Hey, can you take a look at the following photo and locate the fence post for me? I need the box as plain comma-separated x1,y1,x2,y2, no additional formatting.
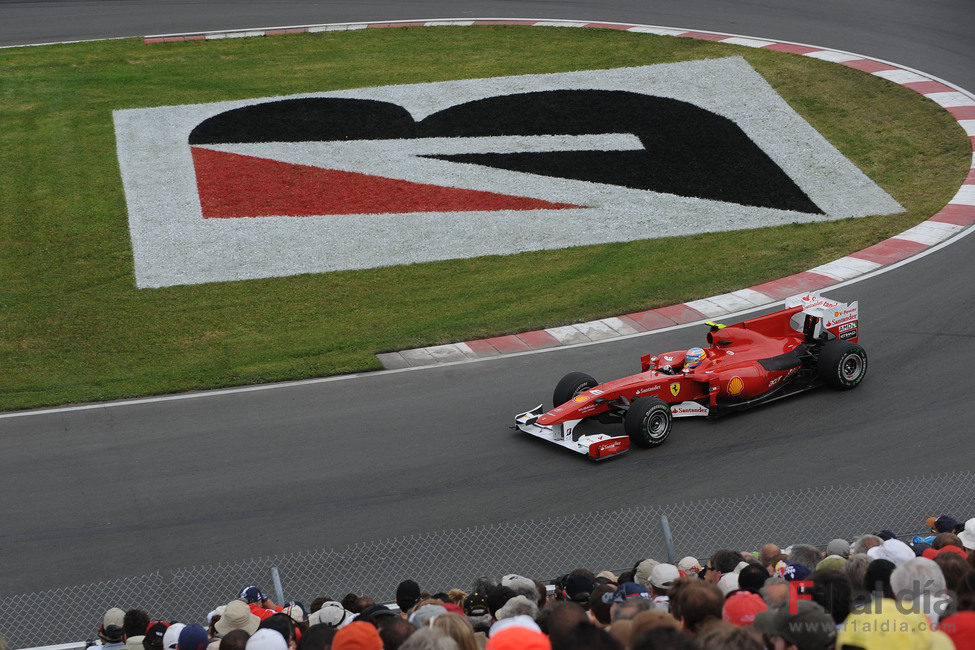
270,567,285,605
660,515,676,564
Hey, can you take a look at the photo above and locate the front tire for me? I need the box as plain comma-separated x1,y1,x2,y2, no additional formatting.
624,397,673,448
553,371,598,407
818,340,868,389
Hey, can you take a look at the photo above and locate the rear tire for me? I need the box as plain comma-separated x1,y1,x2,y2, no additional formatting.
553,371,598,407
818,340,868,389
624,397,672,448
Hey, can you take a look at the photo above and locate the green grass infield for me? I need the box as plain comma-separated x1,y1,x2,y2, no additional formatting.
0,26,969,411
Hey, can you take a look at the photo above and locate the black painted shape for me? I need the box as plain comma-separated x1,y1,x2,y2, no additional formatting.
188,92,820,214
422,90,820,214
189,98,420,144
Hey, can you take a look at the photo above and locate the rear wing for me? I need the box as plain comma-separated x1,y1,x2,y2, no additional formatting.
785,292,859,342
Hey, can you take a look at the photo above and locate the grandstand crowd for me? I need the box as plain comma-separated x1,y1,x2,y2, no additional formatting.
71,515,975,650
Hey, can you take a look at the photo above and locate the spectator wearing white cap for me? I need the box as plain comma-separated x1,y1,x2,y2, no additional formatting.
162,624,185,650
677,557,702,577
97,608,126,650
648,564,679,612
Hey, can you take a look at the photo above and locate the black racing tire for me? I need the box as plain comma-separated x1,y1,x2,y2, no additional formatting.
624,396,673,448
552,371,599,407
817,340,868,390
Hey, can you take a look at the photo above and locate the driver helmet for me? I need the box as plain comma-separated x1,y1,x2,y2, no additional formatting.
684,347,706,369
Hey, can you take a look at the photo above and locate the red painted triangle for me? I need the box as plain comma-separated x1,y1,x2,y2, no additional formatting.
191,147,583,217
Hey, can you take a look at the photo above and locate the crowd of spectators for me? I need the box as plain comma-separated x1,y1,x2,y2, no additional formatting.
83,514,975,650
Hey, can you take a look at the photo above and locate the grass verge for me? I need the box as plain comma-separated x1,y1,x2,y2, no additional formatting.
0,26,968,411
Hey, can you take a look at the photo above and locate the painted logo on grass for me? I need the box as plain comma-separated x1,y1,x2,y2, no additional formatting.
113,57,902,288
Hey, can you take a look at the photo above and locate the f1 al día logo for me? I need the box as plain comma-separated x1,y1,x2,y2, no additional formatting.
113,57,902,288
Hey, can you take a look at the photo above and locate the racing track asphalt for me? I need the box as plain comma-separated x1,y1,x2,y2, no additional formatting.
1,1,973,596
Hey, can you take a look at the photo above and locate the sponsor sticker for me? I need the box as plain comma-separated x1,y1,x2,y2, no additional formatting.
573,395,590,403
670,382,681,397
840,329,858,340
672,402,710,416
636,386,660,395
114,57,901,287
825,306,858,327
838,321,857,332
728,376,744,395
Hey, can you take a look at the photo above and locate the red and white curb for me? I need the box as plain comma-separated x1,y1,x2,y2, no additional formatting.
142,19,975,370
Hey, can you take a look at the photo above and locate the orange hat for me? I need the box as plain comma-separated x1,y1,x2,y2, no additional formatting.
485,627,551,650
331,622,382,650
723,591,768,626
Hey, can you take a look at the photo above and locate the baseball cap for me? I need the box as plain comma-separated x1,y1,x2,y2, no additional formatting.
603,582,651,603
782,561,812,581
176,625,209,650
463,591,490,617
239,586,267,604
595,570,619,584
143,622,171,649
163,624,185,650
101,608,126,642
649,564,679,590
722,591,768,626
563,574,594,604
634,558,660,586
281,601,306,623
934,515,958,533
717,572,739,596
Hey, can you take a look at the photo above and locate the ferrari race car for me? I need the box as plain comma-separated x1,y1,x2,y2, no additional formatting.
514,293,867,460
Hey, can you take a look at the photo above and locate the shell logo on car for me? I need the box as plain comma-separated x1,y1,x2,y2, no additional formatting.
728,376,745,395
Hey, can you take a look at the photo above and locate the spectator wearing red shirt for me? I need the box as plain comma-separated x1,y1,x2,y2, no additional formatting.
240,587,282,620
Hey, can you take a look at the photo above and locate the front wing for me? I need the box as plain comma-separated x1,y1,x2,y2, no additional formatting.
513,405,630,460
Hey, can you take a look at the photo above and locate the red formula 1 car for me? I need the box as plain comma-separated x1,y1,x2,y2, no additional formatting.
513,293,867,460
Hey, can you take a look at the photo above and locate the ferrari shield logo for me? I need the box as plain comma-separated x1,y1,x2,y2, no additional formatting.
670,382,681,397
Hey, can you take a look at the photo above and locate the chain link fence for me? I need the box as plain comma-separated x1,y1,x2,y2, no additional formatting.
2,471,971,648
